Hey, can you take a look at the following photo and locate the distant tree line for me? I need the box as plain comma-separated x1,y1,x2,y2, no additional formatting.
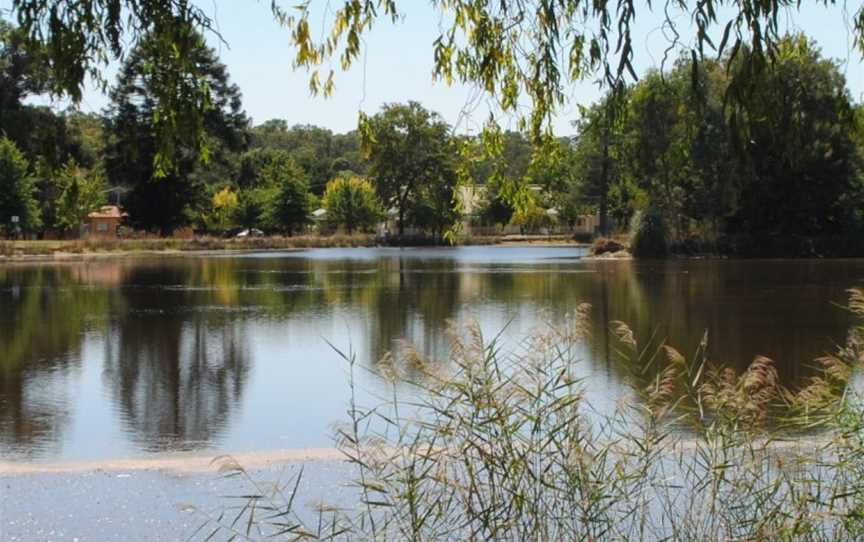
571,35,864,256
3,18,864,255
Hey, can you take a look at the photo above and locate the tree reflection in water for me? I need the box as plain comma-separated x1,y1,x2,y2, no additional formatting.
0,251,861,461
102,265,251,452
0,265,114,457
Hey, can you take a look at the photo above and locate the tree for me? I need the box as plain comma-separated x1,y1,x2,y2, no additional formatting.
11,1,864,164
63,112,106,169
509,193,548,234
479,176,516,227
0,137,40,235
246,122,366,193
206,186,239,233
571,96,628,235
410,169,460,241
0,20,70,168
104,25,248,235
362,102,456,238
263,158,311,236
322,175,382,233
727,36,863,236
574,34,864,249
54,159,106,233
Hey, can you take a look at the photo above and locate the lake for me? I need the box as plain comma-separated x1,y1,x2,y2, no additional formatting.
1,246,863,462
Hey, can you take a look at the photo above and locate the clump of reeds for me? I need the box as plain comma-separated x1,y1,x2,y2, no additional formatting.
193,290,864,541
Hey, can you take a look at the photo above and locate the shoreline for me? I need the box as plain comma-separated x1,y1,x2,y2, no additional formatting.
0,448,345,476
0,434,830,476
0,235,587,263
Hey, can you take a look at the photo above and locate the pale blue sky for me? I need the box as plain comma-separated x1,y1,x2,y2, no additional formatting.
3,1,863,135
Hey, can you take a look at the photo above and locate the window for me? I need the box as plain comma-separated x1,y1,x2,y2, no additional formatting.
97,222,109,232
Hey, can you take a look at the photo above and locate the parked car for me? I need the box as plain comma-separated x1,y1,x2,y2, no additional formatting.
235,228,265,238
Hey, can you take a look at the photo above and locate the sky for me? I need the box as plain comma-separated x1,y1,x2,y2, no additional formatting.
3,1,863,136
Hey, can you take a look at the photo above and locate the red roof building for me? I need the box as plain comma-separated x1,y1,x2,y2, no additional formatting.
85,205,128,239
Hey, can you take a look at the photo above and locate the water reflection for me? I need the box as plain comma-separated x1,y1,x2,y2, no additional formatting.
0,249,862,461
102,269,251,451
0,266,111,458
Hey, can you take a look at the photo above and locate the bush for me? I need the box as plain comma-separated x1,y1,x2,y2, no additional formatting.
629,206,668,258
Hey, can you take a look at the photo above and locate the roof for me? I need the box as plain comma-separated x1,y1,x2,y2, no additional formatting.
88,205,128,219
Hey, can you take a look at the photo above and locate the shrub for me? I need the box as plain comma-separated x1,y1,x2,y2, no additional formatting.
629,206,668,258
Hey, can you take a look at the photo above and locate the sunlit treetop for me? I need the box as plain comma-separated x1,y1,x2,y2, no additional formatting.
8,0,864,159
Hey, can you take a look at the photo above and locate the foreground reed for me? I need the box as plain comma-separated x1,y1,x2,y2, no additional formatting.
193,292,864,541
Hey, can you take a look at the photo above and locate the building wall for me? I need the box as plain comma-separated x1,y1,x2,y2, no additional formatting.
573,214,600,235
84,217,121,239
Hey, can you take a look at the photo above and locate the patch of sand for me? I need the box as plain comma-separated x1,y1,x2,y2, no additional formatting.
0,448,345,475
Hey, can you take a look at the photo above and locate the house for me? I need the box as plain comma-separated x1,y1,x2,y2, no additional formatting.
84,205,128,239
572,213,600,236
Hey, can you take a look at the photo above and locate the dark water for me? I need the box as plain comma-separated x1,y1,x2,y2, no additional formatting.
1,247,863,461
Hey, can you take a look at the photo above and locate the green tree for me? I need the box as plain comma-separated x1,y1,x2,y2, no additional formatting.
12,1,863,164
246,121,366,193
322,175,382,233
571,95,628,235
235,187,273,230
727,36,863,236
479,176,516,227
0,137,40,235
105,25,248,236
410,169,460,241
362,102,457,238
54,160,106,233
263,158,311,236
509,193,548,234
0,20,71,170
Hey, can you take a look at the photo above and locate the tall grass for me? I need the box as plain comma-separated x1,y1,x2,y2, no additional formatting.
193,293,864,541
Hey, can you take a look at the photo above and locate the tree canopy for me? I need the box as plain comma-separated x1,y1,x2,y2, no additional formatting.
8,0,864,167
362,101,457,237
104,25,248,235
0,136,40,234
569,35,864,246
322,175,382,233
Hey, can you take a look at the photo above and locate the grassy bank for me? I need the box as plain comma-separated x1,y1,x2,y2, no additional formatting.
0,234,585,260
194,293,864,541
0,234,379,258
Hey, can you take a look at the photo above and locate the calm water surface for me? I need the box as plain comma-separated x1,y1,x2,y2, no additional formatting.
2,246,863,461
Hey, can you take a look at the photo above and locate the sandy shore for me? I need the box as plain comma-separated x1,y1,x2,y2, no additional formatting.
0,448,346,476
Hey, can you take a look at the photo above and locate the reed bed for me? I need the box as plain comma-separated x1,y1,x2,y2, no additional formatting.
193,293,864,541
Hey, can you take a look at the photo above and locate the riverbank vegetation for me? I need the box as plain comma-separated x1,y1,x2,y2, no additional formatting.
4,11,864,255
195,290,864,540
576,35,864,257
